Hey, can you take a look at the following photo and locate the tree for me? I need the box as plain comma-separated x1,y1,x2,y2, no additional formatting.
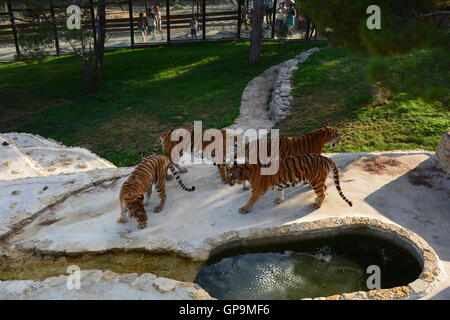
2,0,114,89
300,0,449,55
249,0,265,64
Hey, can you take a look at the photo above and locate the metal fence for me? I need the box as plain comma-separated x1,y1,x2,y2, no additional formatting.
0,0,314,60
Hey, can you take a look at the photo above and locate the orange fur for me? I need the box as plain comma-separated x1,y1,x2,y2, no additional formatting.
224,153,352,214
118,155,194,228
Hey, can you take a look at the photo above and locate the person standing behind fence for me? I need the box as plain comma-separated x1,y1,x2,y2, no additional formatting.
190,15,198,39
153,6,165,41
265,0,274,28
286,3,296,36
138,12,148,43
275,1,288,39
147,9,156,41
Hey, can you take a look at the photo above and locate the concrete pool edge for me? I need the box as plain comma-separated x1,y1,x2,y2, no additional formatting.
10,216,440,300
197,217,441,300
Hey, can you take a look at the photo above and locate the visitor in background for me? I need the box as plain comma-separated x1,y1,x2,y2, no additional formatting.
275,1,288,38
190,15,199,39
286,3,297,36
265,0,274,28
153,6,165,40
137,12,148,43
147,9,156,41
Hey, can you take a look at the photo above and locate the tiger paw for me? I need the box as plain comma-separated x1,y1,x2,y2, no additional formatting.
239,207,250,214
137,223,147,229
153,206,163,213
117,217,127,223
242,185,250,191
312,203,321,209
273,198,283,204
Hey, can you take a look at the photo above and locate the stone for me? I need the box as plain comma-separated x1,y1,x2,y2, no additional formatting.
100,270,119,282
130,273,156,291
435,130,450,176
340,291,369,300
367,289,394,300
409,279,430,294
23,282,43,296
80,270,103,283
391,286,411,298
43,275,68,287
118,273,139,284
11,190,22,196
153,277,177,293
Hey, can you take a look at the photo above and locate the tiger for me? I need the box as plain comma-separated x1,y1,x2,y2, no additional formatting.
118,155,195,229
219,153,352,214
152,128,235,181
228,125,341,191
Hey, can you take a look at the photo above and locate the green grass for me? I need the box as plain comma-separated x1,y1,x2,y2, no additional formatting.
277,48,450,152
0,41,324,166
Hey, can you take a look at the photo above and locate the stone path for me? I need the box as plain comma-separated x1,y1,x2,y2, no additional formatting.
227,47,321,136
227,64,279,132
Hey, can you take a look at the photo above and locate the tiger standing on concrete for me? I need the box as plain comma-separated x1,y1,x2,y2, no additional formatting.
118,155,195,229
220,153,352,214
232,125,341,192
152,128,234,181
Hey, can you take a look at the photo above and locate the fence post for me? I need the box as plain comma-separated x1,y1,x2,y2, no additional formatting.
166,0,170,43
271,0,277,39
237,0,241,39
128,0,134,47
50,1,60,55
89,0,98,52
202,0,206,40
6,0,20,58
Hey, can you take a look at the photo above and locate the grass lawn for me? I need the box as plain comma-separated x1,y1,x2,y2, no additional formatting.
0,41,324,166
278,48,450,153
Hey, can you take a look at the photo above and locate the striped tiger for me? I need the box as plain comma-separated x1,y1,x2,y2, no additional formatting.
118,155,195,229
152,128,233,180
232,125,341,191
221,153,352,214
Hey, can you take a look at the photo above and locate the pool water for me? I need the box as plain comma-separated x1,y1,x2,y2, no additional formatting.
195,233,421,300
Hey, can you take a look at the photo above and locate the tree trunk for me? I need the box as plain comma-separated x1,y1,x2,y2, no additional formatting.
249,0,264,64
96,0,106,69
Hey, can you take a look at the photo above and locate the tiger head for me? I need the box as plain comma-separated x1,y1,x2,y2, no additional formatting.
125,195,148,228
224,164,248,187
320,125,341,148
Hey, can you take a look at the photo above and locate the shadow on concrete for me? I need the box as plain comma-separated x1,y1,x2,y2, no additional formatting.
365,154,450,260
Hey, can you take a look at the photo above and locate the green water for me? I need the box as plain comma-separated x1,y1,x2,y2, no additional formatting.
195,233,421,300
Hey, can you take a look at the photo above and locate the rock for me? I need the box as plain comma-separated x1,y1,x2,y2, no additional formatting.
130,273,156,291
43,275,68,287
391,286,411,298
367,289,394,300
435,130,450,176
100,270,119,282
341,291,369,300
118,273,139,284
11,190,22,196
9,202,17,209
80,270,103,283
153,277,177,293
